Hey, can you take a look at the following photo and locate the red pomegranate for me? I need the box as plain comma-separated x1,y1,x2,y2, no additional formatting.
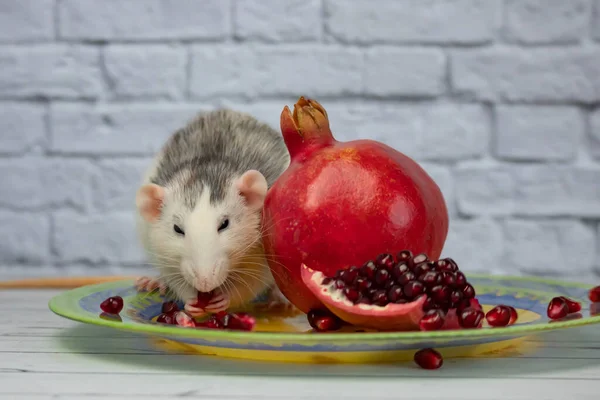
262,97,449,313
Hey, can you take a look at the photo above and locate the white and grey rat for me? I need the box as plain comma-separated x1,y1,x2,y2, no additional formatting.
134,109,291,317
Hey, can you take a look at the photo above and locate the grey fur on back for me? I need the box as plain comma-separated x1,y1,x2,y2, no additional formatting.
150,109,290,208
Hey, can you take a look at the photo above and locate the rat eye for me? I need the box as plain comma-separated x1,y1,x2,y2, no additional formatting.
173,224,185,235
218,218,229,232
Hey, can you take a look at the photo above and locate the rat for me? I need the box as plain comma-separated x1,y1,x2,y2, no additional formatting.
133,108,292,317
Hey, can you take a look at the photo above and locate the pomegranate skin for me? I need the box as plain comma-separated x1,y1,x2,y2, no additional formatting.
262,97,449,313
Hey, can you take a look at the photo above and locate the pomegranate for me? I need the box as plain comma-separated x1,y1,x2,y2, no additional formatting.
414,348,443,370
100,296,123,314
262,97,449,313
307,309,343,332
485,305,511,327
547,297,569,320
301,251,481,331
589,286,600,303
559,296,582,314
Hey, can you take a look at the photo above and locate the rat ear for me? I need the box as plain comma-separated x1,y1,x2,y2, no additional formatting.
136,183,165,222
236,170,268,211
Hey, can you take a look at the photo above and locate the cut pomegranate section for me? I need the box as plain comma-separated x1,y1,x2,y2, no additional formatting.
100,296,124,314
414,348,443,370
300,250,481,331
547,297,569,320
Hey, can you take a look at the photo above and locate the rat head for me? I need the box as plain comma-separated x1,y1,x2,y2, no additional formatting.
136,169,268,293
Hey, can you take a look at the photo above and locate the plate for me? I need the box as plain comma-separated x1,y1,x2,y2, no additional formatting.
49,275,600,364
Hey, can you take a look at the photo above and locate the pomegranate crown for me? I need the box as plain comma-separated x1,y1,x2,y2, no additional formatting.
280,96,335,158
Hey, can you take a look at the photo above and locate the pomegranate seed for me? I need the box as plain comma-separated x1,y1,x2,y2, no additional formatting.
547,297,569,320
100,296,124,314
343,287,361,302
444,258,459,272
404,281,425,299
458,307,484,329
430,285,450,304
375,269,391,286
440,272,456,287
224,312,256,331
454,272,466,287
419,309,445,331
391,263,410,279
397,250,413,262
376,253,395,270
508,306,518,325
307,309,342,332
161,301,179,314
356,277,372,291
422,296,437,311
588,286,600,303
199,315,224,329
372,290,389,306
414,348,443,370
397,271,416,286
413,253,428,264
462,283,475,299
434,259,450,271
360,261,377,279
413,262,432,277
174,311,196,327
449,290,463,305
485,305,511,327
559,296,582,313
419,271,441,287
194,291,214,309
334,279,346,289
156,313,176,324
387,285,404,302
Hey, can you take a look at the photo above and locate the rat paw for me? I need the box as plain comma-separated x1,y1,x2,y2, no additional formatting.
184,298,208,318
135,276,167,295
204,290,231,313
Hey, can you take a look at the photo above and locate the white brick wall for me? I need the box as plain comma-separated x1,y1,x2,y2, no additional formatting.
0,0,598,281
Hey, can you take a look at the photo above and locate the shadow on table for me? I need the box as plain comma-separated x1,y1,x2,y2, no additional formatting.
56,324,599,379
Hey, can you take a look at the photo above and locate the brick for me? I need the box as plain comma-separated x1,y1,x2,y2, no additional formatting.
0,0,54,41
495,105,581,161
0,45,102,99
503,219,596,275
234,0,321,42
50,103,210,155
0,103,46,154
451,48,600,104
93,159,150,212
58,0,229,40
504,0,588,44
189,46,363,98
103,45,187,100
325,0,498,44
0,158,93,210
594,1,600,40
364,48,445,97
0,212,50,264
456,164,600,217
440,218,504,274
52,211,145,264
218,101,290,131
590,109,600,159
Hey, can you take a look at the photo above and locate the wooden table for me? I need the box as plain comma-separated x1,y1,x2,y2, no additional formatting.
2,290,600,400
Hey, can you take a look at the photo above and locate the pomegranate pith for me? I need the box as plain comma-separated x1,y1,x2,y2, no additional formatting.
100,296,124,314
261,97,449,313
414,348,443,370
547,297,569,320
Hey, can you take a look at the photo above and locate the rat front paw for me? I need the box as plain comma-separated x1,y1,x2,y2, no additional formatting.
184,298,208,318
203,289,231,313
135,276,167,295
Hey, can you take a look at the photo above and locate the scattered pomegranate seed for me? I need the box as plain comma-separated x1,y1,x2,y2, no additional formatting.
414,348,443,370
588,286,600,303
559,296,582,314
547,297,569,320
458,307,484,329
224,312,256,331
100,296,124,314
174,311,196,327
198,315,223,329
161,301,179,314
508,306,518,325
419,309,445,331
156,313,176,325
307,309,342,332
485,305,511,327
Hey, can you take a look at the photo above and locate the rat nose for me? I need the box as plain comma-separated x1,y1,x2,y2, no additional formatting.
195,277,212,292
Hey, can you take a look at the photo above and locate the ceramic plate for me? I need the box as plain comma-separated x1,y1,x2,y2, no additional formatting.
49,275,600,364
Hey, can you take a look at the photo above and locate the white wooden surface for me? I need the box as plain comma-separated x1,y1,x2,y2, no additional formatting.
1,290,600,400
